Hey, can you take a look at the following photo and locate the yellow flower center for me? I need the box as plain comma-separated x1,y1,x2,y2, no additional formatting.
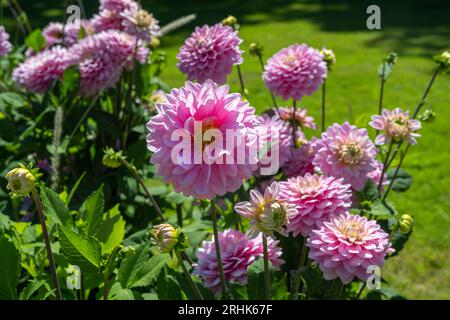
135,9,153,28
338,142,363,166
340,221,364,241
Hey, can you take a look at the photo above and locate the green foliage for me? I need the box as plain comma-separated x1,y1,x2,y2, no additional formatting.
24,29,46,52
40,186,72,228
80,185,105,236
387,168,413,192
57,224,102,273
247,259,274,300
0,235,20,299
92,204,125,254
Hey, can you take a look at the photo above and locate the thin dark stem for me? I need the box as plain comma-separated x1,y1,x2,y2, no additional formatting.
31,188,62,300
119,158,165,222
412,68,440,119
211,199,228,299
122,41,139,148
377,140,394,193
382,144,411,201
176,203,183,227
236,65,246,97
103,270,110,300
175,250,204,300
321,79,326,132
376,64,386,136
256,54,279,111
262,234,271,300
80,271,85,300
292,100,298,146
354,282,366,300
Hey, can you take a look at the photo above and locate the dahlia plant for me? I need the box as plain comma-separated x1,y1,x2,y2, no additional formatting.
0,1,447,303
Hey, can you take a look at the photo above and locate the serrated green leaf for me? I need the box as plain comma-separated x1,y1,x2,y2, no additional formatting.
57,224,102,273
80,185,104,236
387,168,413,192
0,92,24,108
25,29,46,52
0,235,20,299
40,186,72,228
93,204,125,254
131,253,171,288
371,200,396,218
19,279,48,300
247,259,274,300
156,267,183,299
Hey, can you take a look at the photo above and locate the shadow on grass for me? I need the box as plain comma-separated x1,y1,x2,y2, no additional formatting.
3,0,450,56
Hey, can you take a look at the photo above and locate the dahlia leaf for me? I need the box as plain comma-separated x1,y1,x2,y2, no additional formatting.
25,29,46,53
387,168,413,192
80,184,105,236
40,186,72,229
247,259,274,300
93,204,125,255
0,235,20,299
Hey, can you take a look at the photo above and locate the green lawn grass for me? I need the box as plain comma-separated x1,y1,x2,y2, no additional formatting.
3,0,450,299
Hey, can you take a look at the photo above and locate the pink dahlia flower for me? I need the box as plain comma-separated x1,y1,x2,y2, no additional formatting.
235,181,295,238
263,44,327,101
312,122,377,190
307,212,394,284
146,80,258,199
255,114,295,173
72,31,146,96
0,25,12,57
91,10,125,33
121,6,160,42
367,159,388,190
369,108,421,145
282,139,316,178
13,46,76,93
278,106,317,130
177,24,243,84
99,0,138,12
42,21,88,47
194,229,284,294
279,173,352,236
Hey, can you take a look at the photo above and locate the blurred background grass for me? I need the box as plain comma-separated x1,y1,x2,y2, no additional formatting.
2,0,449,299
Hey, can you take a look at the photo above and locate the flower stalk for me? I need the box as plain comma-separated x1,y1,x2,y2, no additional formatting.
262,234,271,300
175,250,205,300
210,199,228,299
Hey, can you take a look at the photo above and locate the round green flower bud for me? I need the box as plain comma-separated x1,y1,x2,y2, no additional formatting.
102,148,123,168
419,109,436,123
434,50,450,72
248,42,263,57
320,48,336,70
222,15,237,27
6,167,35,196
152,223,180,253
257,201,289,236
398,214,413,234
149,37,160,50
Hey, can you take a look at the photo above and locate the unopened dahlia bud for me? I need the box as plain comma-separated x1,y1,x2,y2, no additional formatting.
434,50,450,73
398,214,413,234
249,42,263,57
102,148,124,168
222,15,237,27
152,223,181,253
418,109,436,123
149,37,160,49
258,201,289,236
6,167,35,196
320,48,336,70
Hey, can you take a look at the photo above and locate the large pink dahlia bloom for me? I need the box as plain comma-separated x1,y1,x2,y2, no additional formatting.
13,46,76,93
92,0,138,33
307,212,394,284
0,25,12,57
194,229,284,294
278,106,317,130
312,122,377,190
146,80,258,199
279,173,352,236
72,30,147,96
369,108,421,145
177,24,243,84
263,44,327,101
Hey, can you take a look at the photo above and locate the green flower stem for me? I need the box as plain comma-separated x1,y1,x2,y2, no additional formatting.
376,63,386,137
210,199,228,299
256,53,279,111
382,143,411,201
377,140,394,193
262,234,271,300
321,79,326,132
103,270,110,300
176,203,183,227
175,250,205,300
80,271,85,300
119,158,165,222
354,282,366,300
236,65,246,98
292,100,298,146
31,187,62,300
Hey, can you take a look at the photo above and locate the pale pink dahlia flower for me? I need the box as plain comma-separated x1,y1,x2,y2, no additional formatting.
146,80,258,199
278,106,317,130
369,108,421,145
282,139,316,178
194,229,284,294
121,6,161,42
177,24,243,84
0,25,12,57
256,114,295,173
279,173,352,237
13,46,76,93
72,31,147,96
42,21,89,47
100,0,138,12
263,44,327,101
235,181,295,238
312,122,377,190
307,212,394,284
92,0,138,33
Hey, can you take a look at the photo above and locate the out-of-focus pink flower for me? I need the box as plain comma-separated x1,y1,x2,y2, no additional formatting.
194,229,284,294
92,0,138,33
0,25,12,57
278,106,317,130
146,80,258,199
42,21,90,47
312,122,377,190
263,44,327,101
177,24,243,84
72,30,146,96
370,108,421,145
13,46,76,93
307,212,394,284
121,6,160,42
279,173,352,236
99,0,138,12
367,159,388,190
235,182,295,238
282,139,316,178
